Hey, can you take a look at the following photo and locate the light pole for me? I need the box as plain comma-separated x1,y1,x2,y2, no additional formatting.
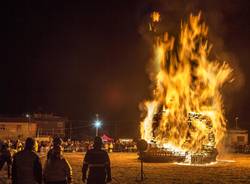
94,114,102,136
26,113,31,135
235,116,239,129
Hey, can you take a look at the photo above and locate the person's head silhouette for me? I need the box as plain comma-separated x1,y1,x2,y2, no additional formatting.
93,136,103,149
53,136,62,146
24,137,35,151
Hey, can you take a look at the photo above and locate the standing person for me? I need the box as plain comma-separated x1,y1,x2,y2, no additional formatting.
47,136,63,160
12,137,42,184
82,136,112,184
0,143,12,178
44,145,72,184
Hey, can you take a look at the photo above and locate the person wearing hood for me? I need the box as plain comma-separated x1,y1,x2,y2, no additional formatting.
12,137,42,184
44,145,72,184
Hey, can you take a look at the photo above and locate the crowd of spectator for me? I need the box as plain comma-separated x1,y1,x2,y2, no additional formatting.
0,137,137,184
59,139,137,153
0,138,138,155
232,144,250,153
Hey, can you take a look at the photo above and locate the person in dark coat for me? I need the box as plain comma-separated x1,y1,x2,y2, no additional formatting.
47,136,63,160
82,136,112,184
44,145,72,184
0,143,12,178
12,137,42,184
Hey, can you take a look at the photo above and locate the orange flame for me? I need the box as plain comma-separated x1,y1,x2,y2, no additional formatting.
140,12,232,153
151,11,160,22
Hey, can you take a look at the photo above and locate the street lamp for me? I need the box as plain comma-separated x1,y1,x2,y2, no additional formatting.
25,114,30,118
26,113,31,135
94,114,102,136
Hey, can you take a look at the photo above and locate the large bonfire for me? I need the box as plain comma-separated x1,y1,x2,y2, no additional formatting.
140,12,232,161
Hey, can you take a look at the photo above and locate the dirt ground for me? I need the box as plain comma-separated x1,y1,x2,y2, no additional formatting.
1,152,250,184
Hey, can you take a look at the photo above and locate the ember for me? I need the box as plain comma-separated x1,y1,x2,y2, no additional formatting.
140,12,232,164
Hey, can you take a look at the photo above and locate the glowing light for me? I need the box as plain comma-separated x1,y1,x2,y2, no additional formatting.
94,120,102,128
163,143,186,156
151,11,160,22
174,161,218,166
217,159,236,163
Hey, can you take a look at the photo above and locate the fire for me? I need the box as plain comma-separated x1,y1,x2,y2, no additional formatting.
151,11,160,22
140,12,232,154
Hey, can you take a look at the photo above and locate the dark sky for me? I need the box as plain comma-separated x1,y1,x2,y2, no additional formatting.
5,0,250,135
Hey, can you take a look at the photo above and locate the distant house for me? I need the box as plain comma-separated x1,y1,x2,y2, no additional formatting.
0,117,37,139
32,113,67,138
0,113,67,140
226,128,248,146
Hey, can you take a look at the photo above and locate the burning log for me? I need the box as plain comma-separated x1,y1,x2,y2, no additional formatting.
140,147,186,163
140,111,218,164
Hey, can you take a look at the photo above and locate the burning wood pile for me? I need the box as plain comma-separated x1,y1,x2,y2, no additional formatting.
139,12,232,164
141,111,218,164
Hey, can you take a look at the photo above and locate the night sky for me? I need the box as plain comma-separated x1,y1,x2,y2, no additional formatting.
5,0,250,136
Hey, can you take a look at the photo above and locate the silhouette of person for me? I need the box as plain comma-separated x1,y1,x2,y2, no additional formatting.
47,136,63,160
0,143,12,178
12,137,42,184
44,145,72,184
82,136,112,184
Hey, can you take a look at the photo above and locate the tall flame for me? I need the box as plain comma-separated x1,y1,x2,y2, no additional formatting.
140,12,232,153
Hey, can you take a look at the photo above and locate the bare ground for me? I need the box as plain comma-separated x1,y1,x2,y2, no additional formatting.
1,153,250,184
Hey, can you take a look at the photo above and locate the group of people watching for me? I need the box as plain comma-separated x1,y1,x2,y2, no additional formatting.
0,136,112,184
4,138,137,154
63,140,137,153
232,144,250,153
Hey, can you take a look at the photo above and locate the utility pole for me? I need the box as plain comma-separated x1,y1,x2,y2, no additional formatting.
26,113,31,135
94,114,102,136
96,114,99,136
69,121,72,140
235,117,239,129
115,121,118,139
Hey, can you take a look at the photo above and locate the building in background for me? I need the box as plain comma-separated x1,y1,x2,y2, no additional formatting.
0,113,67,140
0,117,37,139
32,113,67,138
226,128,248,146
